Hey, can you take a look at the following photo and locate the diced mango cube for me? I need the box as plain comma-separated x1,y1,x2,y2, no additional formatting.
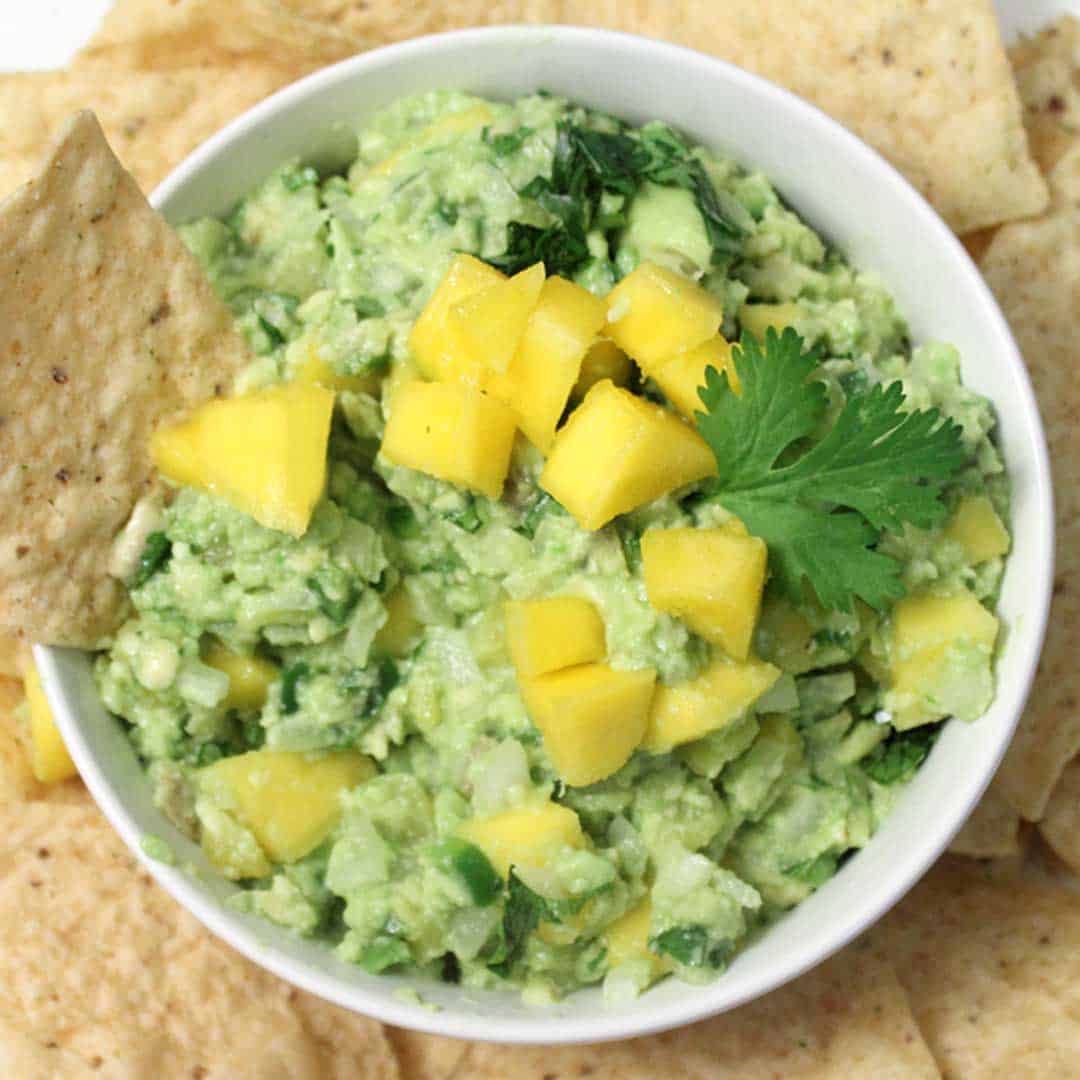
944,495,1010,564
458,801,586,878
738,302,803,340
605,261,723,366
380,380,518,499
519,663,656,787
204,642,279,712
151,382,334,538
408,254,505,384
490,277,607,451
22,662,77,784
540,381,716,530
200,749,375,864
295,350,379,396
604,899,673,977
572,338,632,401
642,527,768,660
886,590,1000,730
447,262,546,376
197,797,273,880
642,655,781,753
369,104,494,178
374,586,422,657
648,335,737,420
506,596,607,678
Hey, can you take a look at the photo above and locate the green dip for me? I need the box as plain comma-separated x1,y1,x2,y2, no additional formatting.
96,90,1010,1002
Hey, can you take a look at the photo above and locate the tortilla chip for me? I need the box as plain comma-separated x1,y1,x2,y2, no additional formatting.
876,854,1080,1076
1049,140,1080,209
384,1029,469,1079
1009,16,1080,176
1039,757,1080,875
0,64,318,200
0,637,24,679
78,0,365,71
459,940,938,1078
0,799,400,1077
948,783,1024,858
978,209,1080,820
0,111,249,647
289,0,1048,233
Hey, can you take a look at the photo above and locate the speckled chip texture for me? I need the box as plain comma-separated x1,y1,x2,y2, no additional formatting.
0,111,249,648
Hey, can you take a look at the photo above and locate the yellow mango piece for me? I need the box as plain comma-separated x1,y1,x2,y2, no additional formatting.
447,262,546,376
739,301,803,340
642,655,781,754
572,338,632,401
458,802,586,878
519,663,656,787
375,586,422,657
506,596,607,678
200,749,375,865
295,350,379,396
23,662,77,784
887,590,999,730
649,335,737,420
369,104,494,178
540,381,716,531
151,382,334,538
642,527,768,660
944,495,1010,563
491,276,607,451
605,261,723,366
380,380,518,499
203,642,279,712
604,899,673,977
408,254,506,384
197,798,273,880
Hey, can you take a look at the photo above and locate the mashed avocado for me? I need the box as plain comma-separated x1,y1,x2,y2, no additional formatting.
96,91,1010,1002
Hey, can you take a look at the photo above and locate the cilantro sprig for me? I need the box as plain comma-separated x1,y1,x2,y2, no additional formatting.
695,328,967,612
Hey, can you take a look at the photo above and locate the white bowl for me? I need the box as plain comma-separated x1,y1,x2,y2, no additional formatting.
37,26,1053,1045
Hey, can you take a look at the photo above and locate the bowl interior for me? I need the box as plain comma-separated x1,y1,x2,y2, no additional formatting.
38,25,1053,1045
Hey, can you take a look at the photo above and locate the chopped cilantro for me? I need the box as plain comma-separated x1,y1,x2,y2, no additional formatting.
281,163,319,191
131,531,171,588
280,662,309,715
864,724,941,784
694,328,967,612
351,296,386,320
490,125,534,156
307,577,358,623
651,925,735,969
490,870,546,976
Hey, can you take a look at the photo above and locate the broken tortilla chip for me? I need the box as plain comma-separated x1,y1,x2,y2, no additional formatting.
1039,757,1080,875
285,0,1049,232
876,854,1080,1077
979,208,1080,821
0,111,250,647
948,783,1024,858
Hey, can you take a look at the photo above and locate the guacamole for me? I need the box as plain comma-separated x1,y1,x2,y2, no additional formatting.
96,91,1010,1003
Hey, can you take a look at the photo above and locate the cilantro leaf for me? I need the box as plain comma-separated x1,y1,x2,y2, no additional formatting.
489,870,546,976
864,724,941,784
131,531,171,588
695,328,967,612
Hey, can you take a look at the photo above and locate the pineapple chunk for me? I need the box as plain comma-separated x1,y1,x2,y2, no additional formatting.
491,276,607,451
203,642,279,712
199,749,374,864
369,104,494,178
458,801,586,878
380,380,518,499
739,302,803,340
408,254,505,384
22,662,77,784
605,261,723,365
447,262,546,375
519,663,656,787
886,590,1000,730
295,350,379,396
540,381,716,530
151,382,334,538
572,338,632,401
374,586,422,657
642,655,781,754
944,495,1010,563
505,596,607,678
604,899,673,977
648,335,737,420
642,527,768,660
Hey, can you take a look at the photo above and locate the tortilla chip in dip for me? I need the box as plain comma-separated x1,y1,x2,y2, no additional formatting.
0,111,249,647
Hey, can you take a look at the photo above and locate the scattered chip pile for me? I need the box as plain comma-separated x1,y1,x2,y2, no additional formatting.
1,2,1079,1076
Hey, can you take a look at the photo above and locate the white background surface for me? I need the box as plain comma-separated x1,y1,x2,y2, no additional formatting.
0,0,1077,71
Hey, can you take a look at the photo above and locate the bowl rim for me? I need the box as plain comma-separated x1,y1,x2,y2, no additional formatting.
38,23,1054,1046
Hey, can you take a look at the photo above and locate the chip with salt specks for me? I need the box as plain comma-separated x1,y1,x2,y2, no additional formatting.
285,0,1049,233
1039,757,1080,875
0,111,250,648
979,207,1080,821
948,783,1024,859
